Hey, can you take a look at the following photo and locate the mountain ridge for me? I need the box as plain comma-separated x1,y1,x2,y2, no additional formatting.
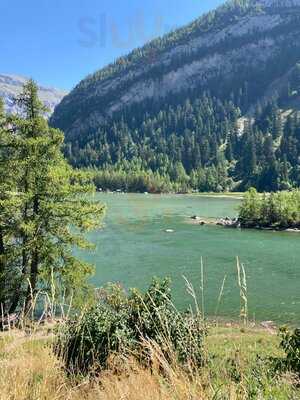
50,0,300,192
0,74,67,116
51,0,300,135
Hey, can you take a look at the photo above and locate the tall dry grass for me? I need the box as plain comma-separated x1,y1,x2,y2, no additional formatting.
1,327,298,400
0,332,207,400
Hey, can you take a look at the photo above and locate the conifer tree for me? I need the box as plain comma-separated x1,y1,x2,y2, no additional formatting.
0,98,8,311
0,81,105,315
0,99,22,314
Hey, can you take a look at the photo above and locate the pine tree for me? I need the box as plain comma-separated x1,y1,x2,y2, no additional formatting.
0,98,8,311
281,154,289,183
0,99,22,315
0,99,5,310
292,63,300,94
225,137,233,162
0,81,105,315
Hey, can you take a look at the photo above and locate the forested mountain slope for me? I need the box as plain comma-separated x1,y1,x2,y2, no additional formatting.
51,0,300,192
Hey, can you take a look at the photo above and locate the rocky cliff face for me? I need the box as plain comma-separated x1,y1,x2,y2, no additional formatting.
0,74,67,116
51,0,300,139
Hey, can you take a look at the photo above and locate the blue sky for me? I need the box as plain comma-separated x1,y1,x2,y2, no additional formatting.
0,0,224,90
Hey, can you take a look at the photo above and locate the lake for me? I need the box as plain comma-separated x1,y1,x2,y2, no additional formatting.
79,193,300,325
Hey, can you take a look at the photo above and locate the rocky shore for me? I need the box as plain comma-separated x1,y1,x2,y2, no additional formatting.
189,215,240,227
189,215,300,232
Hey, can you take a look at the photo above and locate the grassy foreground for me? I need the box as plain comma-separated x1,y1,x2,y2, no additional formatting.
1,324,299,400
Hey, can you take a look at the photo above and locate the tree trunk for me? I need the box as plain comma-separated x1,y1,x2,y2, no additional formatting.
24,195,39,315
9,169,31,314
0,227,6,315
9,198,30,314
8,239,29,314
24,249,39,315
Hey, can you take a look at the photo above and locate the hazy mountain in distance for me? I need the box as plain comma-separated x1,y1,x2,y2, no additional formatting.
0,74,67,116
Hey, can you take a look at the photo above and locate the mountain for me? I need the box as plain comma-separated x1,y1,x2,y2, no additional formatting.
51,0,300,192
0,74,67,116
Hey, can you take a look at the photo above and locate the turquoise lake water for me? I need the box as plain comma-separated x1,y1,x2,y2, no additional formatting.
79,193,300,325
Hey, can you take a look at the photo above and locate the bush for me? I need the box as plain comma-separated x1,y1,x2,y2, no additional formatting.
278,327,300,376
56,278,206,374
238,188,300,229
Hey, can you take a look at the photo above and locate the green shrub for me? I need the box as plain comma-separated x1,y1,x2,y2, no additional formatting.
56,278,206,374
239,188,300,229
278,327,300,376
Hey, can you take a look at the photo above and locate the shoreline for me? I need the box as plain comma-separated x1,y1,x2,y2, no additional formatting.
96,191,245,199
191,192,244,200
188,216,300,233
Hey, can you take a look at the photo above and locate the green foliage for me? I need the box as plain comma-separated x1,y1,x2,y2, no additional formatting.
239,188,300,229
57,87,300,193
290,63,300,95
62,92,239,193
0,81,105,315
57,278,206,374
279,327,300,376
64,94,238,173
238,188,263,227
91,165,175,193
